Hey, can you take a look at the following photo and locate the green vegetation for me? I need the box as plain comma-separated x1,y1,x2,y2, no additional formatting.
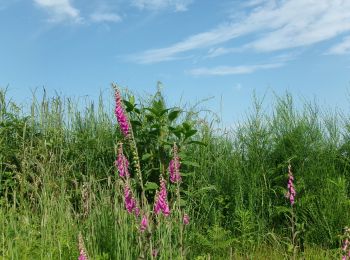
1,86,349,259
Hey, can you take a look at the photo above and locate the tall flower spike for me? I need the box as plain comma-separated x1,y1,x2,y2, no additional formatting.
183,213,190,225
124,184,138,215
286,163,296,206
115,143,129,178
342,227,350,260
140,215,148,232
154,177,170,216
169,143,181,183
78,233,89,260
114,89,130,137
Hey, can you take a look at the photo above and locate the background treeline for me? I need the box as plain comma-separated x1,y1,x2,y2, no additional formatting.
0,87,349,259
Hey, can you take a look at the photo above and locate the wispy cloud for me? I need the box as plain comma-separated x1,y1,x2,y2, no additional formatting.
34,0,82,23
132,0,193,12
90,12,122,23
206,47,240,58
188,62,284,76
327,36,350,55
131,0,350,63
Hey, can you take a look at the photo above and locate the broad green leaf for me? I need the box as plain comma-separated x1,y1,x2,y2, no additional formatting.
141,153,152,161
168,110,181,121
144,182,159,191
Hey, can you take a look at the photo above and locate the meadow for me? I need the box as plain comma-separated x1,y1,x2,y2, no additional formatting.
1,85,350,259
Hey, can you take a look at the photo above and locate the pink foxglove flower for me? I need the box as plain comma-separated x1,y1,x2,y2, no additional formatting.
183,213,190,225
124,184,137,214
286,164,296,206
169,143,181,183
114,89,130,137
78,233,89,260
140,215,148,232
115,143,129,178
342,227,350,260
154,177,170,216
78,251,87,260
152,249,158,257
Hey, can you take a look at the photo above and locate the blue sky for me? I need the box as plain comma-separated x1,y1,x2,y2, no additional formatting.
1,0,350,125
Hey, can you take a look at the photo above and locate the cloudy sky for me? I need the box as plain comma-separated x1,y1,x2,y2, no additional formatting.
1,0,350,124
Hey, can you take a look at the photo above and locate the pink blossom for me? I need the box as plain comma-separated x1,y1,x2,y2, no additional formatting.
115,143,129,178
286,164,296,206
78,233,88,260
341,228,350,260
78,250,87,260
152,249,158,257
140,215,148,232
124,184,137,214
169,143,181,183
114,89,130,137
154,178,170,216
183,213,190,225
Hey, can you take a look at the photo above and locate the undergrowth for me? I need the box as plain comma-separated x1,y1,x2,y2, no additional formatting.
0,86,349,259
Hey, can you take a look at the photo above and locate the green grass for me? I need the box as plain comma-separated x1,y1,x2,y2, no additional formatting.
0,87,349,259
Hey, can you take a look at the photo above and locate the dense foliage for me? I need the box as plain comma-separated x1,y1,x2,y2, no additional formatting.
0,86,349,259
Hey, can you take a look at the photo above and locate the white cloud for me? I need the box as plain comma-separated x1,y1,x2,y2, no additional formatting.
206,47,240,58
90,12,122,23
132,0,350,63
34,0,81,23
132,0,193,12
188,63,284,76
327,36,350,55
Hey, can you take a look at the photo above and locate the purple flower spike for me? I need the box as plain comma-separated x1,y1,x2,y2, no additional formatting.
124,184,137,214
114,89,130,137
140,215,148,232
286,164,296,206
169,143,181,183
154,177,170,217
183,213,190,225
78,233,89,260
78,250,87,260
115,143,129,178
342,227,350,260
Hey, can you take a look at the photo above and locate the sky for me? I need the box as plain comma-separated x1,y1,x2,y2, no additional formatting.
1,0,350,125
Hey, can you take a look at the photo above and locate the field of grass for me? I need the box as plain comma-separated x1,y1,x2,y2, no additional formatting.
1,86,350,259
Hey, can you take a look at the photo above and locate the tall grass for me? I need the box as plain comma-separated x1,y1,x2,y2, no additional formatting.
0,87,349,259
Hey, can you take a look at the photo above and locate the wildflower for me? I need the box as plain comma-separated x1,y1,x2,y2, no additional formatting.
134,206,140,217
183,213,190,225
78,233,89,260
152,249,158,257
342,227,350,260
114,89,130,137
286,163,296,206
154,177,170,216
124,184,137,214
169,143,181,183
115,143,129,178
140,215,148,232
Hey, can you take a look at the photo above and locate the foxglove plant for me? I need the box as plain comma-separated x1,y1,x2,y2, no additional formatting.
286,163,297,259
115,143,130,178
154,177,170,217
112,85,196,258
342,227,350,260
286,164,296,206
114,89,130,137
78,233,89,260
183,214,190,225
140,215,148,232
124,183,140,216
169,143,181,183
